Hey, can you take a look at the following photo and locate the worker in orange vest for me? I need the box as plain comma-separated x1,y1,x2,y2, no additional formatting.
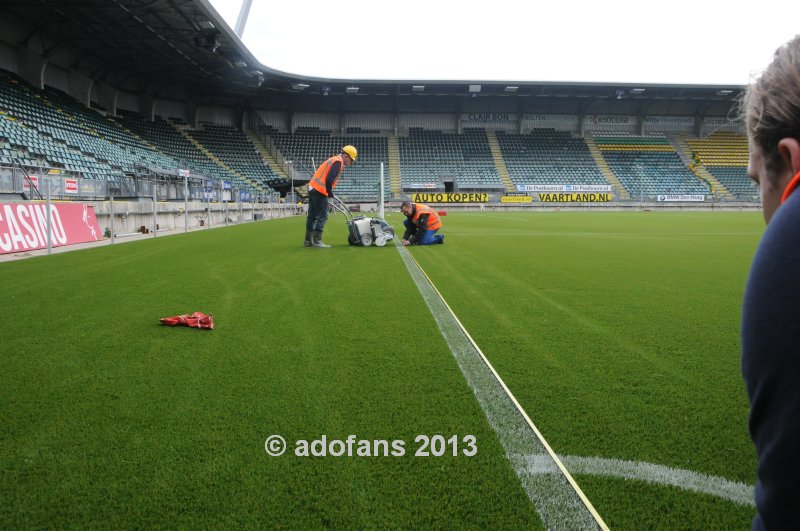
304,145,357,247
400,200,444,246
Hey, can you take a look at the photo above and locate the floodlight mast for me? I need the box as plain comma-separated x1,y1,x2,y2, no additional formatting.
234,0,253,38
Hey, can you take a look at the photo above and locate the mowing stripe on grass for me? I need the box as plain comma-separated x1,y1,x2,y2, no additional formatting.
397,243,608,530
475,214,532,222
510,454,755,507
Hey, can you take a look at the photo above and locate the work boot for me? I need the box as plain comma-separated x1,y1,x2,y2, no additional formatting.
437,234,445,244
312,230,331,248
304,230,313,247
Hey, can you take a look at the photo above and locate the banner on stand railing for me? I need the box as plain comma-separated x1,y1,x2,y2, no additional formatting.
64,178,78,194
656,195,705,202
22,175,39,192
0,202,102,254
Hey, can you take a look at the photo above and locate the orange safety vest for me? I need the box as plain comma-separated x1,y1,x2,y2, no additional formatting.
781,170,800,204
308,155,344,196
412,203,442,230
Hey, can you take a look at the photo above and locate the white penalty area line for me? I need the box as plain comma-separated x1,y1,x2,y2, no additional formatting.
452,231,762,237
511,454,755,507
396,242,609,531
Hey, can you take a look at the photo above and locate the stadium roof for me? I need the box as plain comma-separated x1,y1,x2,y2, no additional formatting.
1,0,744,117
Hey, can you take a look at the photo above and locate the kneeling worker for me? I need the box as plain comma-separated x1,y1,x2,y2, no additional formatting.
400,200,445,246
304,145,357,247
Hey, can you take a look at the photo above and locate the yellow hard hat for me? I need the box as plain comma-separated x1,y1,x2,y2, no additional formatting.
342,145,358,161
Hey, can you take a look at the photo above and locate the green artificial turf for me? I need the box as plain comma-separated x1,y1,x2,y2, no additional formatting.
405,210,762,529
1,210,765,529
577,475,755,530
0,217,541,529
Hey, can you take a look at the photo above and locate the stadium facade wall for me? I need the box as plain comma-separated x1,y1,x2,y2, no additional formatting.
644,115,695,134
117,91,140,114
293,112,339,132
583,115,639,134
43,64,69,94
243,111,742,138
398,113,457,132
63,70,92,108
17,48,46,90
89,83,99,109
522,114,579,133
155,99,189,122
198,107,237,128
256,111,287,132
346,113,393,131
0,42,17,74
246,111,736,137
460,113,517,132
702,117,741,136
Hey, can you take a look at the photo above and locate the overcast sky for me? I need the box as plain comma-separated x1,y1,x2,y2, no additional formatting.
208,0,798,86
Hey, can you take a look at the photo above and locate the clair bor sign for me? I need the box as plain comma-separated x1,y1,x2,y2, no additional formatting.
0,203,102,254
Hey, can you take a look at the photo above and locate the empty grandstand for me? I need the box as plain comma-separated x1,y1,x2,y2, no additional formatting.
0,2,751,208
0,71,174,180
3,64,750,205
687,131,754,200
187,123,283,190
595,134,711,197
114,113,235,184
268,127,389,200
497,129,609,188
399,128,502,192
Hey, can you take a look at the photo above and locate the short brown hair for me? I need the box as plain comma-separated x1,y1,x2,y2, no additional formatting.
742,34,800,174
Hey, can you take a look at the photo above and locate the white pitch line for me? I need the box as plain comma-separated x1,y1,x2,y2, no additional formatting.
451,231,761,237
511,454,755,507
396,242,608,530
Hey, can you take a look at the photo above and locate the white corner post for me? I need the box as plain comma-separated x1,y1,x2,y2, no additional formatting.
46,178,52,255
379,162,385,218
110,191,115,244
152,182,158,237
184,173,188,232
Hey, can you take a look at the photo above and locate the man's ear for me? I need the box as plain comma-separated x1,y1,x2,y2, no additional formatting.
777,138,800,175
